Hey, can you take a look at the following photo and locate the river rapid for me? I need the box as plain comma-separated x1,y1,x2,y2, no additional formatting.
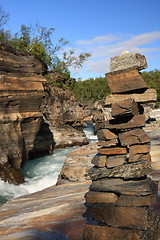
0,123,97,205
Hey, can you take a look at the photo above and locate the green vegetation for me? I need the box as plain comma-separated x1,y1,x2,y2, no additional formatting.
71,70,160,104
0,6,90,76
0,7,160,106
72,77,110,102
142,69,160,107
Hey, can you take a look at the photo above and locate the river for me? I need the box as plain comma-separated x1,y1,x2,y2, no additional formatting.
0,123,97,205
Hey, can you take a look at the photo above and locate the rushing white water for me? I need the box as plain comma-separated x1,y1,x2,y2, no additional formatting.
0,123,97,205
83,122,98,143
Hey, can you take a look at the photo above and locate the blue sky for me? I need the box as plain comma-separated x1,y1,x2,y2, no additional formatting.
1,0,160,79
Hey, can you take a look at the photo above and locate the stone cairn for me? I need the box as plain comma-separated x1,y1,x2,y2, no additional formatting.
83,52,160,240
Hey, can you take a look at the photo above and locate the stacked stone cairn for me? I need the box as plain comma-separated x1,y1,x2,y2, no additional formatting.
83,52,160,240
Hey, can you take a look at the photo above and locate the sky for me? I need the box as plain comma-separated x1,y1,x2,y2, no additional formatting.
0,0,160,79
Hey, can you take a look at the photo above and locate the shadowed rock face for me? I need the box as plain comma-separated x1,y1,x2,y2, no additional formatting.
0,43,54,184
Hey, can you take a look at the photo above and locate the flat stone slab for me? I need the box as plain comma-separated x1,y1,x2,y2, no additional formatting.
106,88,157,105
106,154,127,168
90,177,157,196
85,191,118,204
105,67,147,94
91,154,107,168
88,161,151,180
84,224,151,240
96,115,146,131
90,204,151,230
97,147,127,155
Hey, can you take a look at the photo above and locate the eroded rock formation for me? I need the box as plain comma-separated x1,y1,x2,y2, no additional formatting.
83,52,160,240
41,81,89,148
56,142,98,185
0,43,54,184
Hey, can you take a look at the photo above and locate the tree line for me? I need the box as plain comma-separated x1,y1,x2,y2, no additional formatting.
0,6,160,107
70,70,160,107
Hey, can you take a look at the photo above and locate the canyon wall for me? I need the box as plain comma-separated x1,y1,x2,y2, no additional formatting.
0,43,54,184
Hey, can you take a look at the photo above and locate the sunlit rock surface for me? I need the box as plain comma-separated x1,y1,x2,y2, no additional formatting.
0,130,159,239
0,182,90,240
0,43,54,184
57,142,98,184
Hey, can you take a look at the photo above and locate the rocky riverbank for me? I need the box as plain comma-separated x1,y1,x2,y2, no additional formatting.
0,43,54,184
0,43,90,184
0,126,159,240
41,82,89,148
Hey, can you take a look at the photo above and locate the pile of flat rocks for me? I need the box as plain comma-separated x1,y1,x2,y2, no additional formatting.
105,52,157,121
83,52,160,240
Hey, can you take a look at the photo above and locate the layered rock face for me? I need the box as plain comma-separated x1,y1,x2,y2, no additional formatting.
42,82,89,148
0,44,54,184
83,52,160,240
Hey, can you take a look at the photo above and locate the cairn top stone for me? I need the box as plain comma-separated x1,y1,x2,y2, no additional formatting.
110,51,148,72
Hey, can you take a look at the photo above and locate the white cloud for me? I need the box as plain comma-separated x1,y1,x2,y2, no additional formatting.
86,59,110,73
70,31,160,78
77,34,123,45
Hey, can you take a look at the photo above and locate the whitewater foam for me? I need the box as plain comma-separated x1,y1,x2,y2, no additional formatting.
0,123,97,204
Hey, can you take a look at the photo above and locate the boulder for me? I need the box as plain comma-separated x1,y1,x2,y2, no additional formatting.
111,98,139,118
110,52,148,72
50,126,88,149
119,128,150,146
56,142,98,185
